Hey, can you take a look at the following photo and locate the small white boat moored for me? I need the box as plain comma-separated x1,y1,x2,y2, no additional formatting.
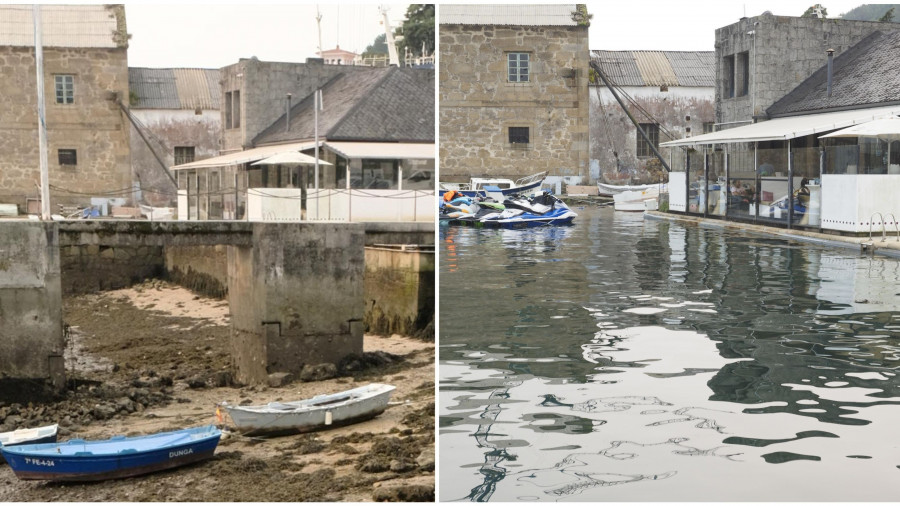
222,383,396,436
0,424,58,448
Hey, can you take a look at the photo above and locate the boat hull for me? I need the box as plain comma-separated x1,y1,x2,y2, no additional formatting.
0,425,59,464
438,179,543,198
224,383,395,437
0,426,220,482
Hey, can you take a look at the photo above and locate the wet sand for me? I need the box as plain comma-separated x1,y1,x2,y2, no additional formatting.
0,281,434,502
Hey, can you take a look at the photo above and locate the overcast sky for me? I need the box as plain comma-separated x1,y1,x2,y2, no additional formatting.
587,0,870,50
9,1,875,66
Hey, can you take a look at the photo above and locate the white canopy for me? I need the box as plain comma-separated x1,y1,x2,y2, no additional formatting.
324,141,435,160
250,151,332,166
660,106,900,147
818,116,900,141
171,141,316,170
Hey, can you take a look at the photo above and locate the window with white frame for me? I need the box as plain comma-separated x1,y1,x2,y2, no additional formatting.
507,52,530,83
55,75,74,104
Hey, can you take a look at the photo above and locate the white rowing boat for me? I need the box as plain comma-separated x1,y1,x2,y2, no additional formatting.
221,383,396,436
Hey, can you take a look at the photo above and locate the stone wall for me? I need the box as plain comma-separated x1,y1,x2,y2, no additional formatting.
0,44,130,211
439,23,590,182
716,14,897,124
364,246,435,339
220,59,369,151
60,243,164,294
165,244,228,298
0,221,64,388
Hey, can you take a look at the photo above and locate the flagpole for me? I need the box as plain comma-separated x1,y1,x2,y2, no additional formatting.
34,5,51,220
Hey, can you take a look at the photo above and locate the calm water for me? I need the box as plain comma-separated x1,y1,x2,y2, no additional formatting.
439,206,900,502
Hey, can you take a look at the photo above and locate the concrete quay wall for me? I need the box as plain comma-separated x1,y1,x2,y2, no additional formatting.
0,221,65,388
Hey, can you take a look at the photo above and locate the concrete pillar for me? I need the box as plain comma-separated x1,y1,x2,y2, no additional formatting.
227,223,365,384
364,245,435,338
0,221,65,390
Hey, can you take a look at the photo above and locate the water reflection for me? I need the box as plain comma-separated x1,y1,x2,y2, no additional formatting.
440,206,900,501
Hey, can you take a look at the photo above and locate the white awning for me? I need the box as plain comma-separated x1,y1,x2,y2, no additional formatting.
324,141,435,160
660,106,900,148
171,141,316,170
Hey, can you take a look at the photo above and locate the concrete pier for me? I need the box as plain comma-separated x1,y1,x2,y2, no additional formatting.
0,221,65,390
228,223,365,384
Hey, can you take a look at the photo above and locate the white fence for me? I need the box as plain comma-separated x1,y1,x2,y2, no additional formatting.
246,188,434,222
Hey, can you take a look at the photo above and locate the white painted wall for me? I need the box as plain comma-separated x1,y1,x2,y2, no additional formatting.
669,172,687,212
243,188,435,222
821,174,900,233
591,86,714,102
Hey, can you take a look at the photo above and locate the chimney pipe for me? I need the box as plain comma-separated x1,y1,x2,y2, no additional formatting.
826,48,835,97
286,93,292,132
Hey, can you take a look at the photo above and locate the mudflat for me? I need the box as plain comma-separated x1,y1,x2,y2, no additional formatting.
0,281,435,502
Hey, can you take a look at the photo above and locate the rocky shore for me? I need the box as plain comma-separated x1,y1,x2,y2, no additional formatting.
0,281,435,502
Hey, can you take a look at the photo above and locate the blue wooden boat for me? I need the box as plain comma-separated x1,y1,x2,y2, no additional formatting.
0,425,220,481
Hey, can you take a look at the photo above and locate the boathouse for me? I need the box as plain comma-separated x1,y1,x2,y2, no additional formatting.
127,67,222,208
590,50,714,185
660,13,900,234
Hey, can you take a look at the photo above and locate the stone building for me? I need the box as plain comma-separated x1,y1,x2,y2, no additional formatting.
0,4,131,213
439,4,591,184
128,67,221,207
590,50,714,184
715,12,898,126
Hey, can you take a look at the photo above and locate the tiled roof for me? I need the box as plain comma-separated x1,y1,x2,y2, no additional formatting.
440,4,580,26
767,30,900,116
254,67,434,145
591,50,715,87
129,68,221,110
0,4,126,49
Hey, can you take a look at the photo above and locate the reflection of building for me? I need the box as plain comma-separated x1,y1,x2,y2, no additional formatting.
0,4,131,212
128,68,221,207
439,4,591,184
172,58,434,221
590,50,714,184
661,13,900,233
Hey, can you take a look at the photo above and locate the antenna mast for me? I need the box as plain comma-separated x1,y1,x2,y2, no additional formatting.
316,5,323,56
379,5,400,66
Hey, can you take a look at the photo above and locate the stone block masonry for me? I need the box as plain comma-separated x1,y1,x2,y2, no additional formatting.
440,22,590,183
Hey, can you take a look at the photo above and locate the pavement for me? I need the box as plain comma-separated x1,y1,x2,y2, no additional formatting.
644,211,900,258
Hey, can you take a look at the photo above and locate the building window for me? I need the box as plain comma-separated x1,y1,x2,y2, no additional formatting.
58,148,77,165
507,52,530,82
736,51,749,97
636,123,659,158
225,91,232,128
509,126,530,144
174,146,195,165
55,75,74,104
723,54,735,98
703,122,715,134
232,90,241,128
